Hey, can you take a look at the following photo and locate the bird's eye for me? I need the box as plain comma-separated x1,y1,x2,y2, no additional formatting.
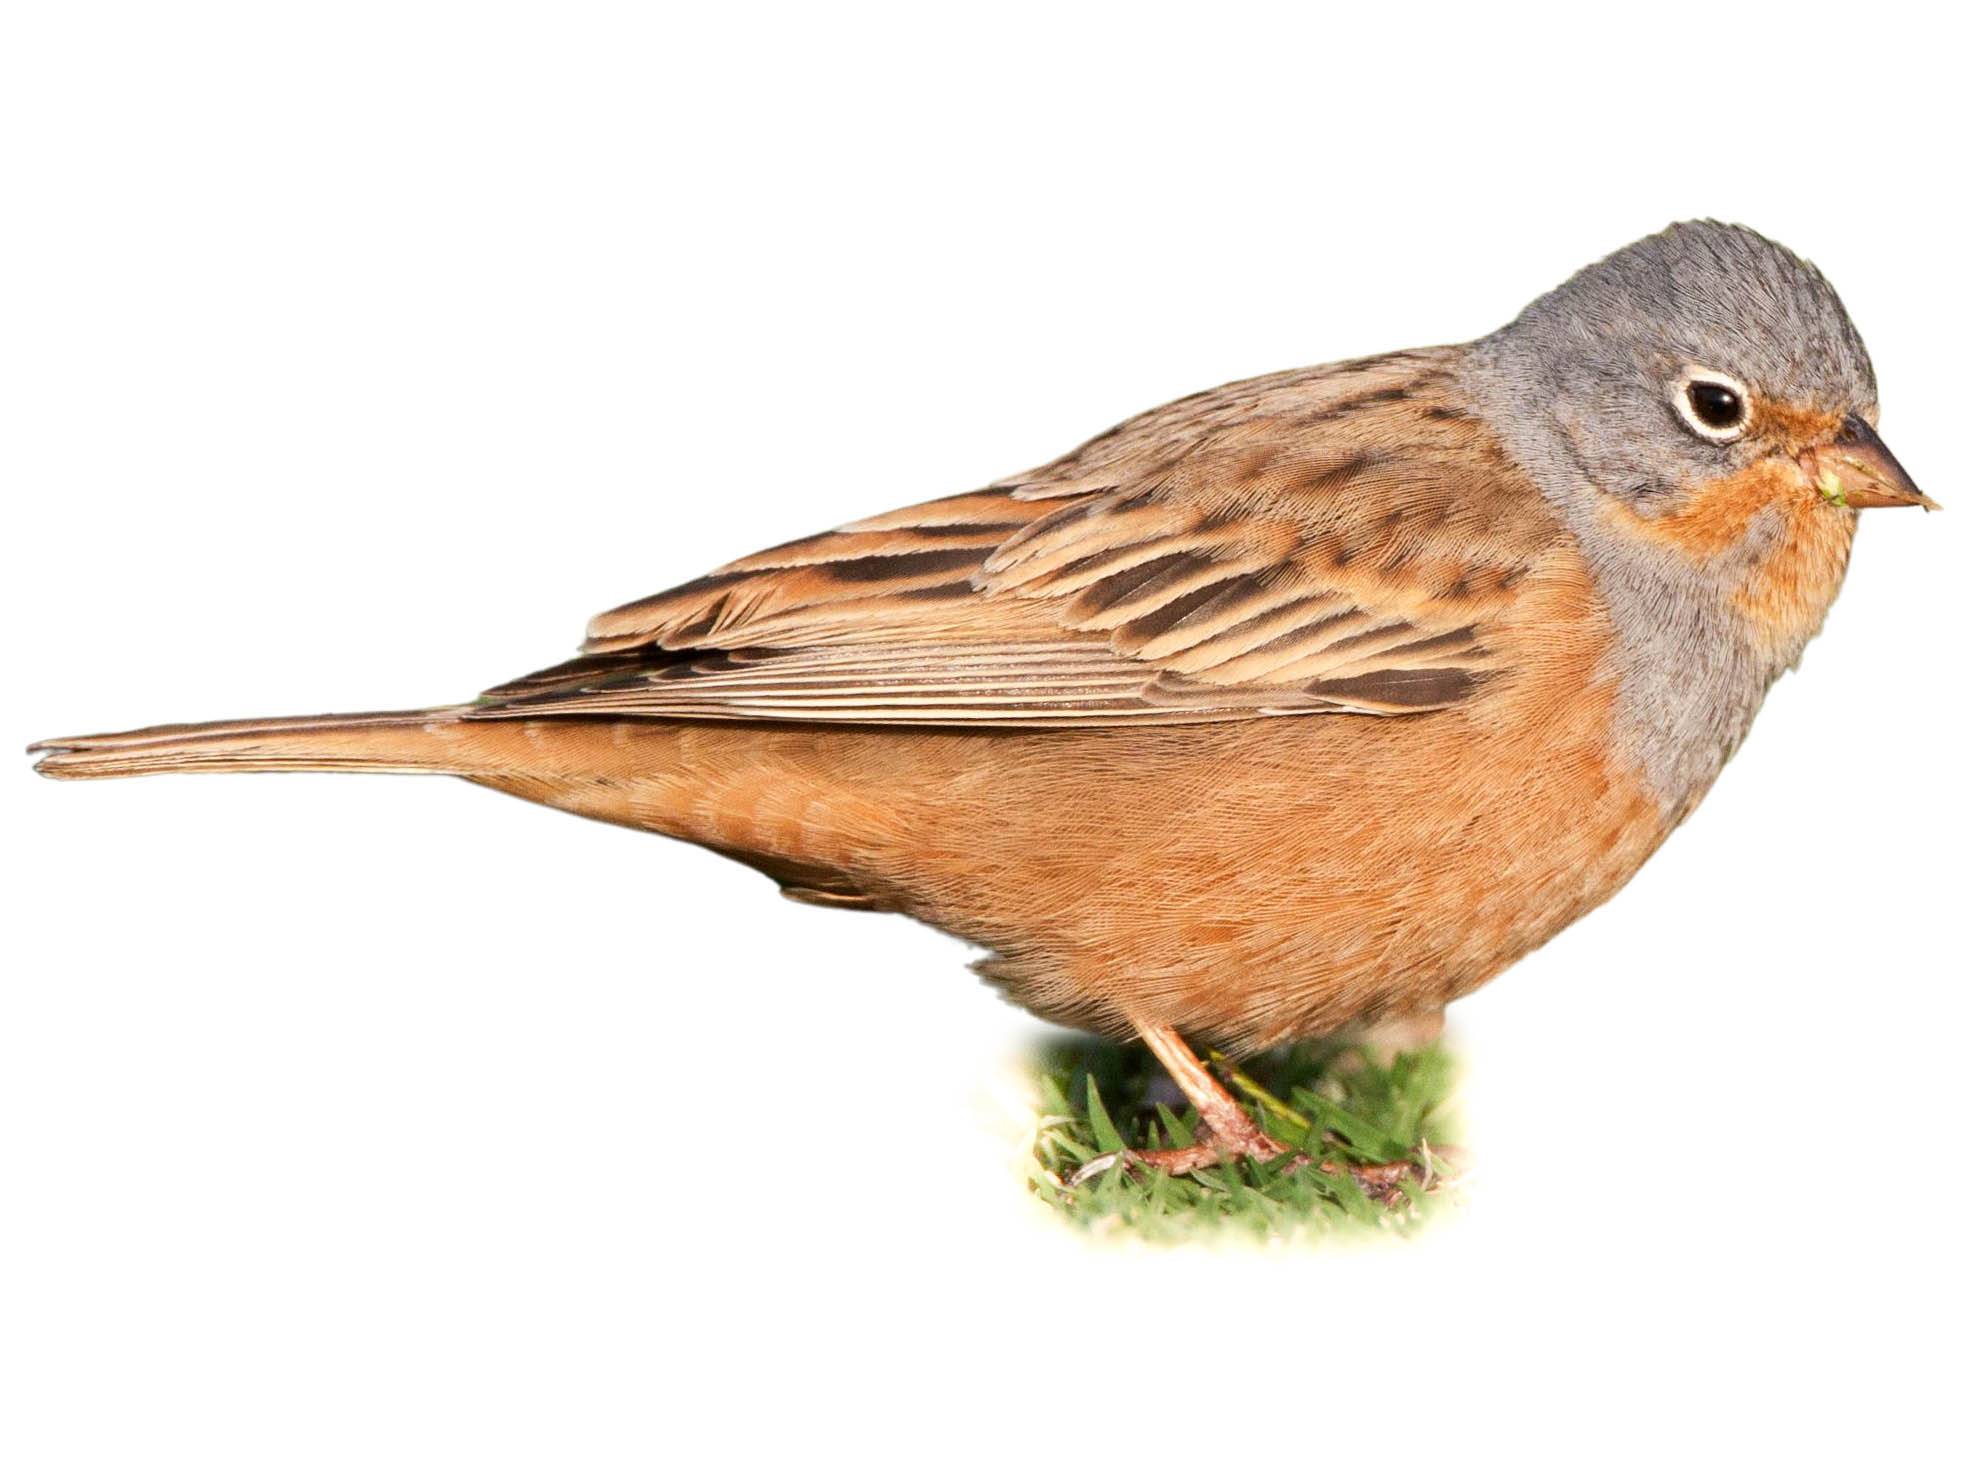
1673,369,1751,442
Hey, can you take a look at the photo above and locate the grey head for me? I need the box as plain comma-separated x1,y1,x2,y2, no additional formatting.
1460,221,1929,821
1466,220,1887,512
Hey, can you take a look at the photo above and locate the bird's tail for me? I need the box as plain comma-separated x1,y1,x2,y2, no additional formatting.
28,707,487,780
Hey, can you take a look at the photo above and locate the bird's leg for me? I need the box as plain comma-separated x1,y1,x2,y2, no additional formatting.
1069,1020,1293,1184
1135,1021,1287,1158
1066,1020,1454,1202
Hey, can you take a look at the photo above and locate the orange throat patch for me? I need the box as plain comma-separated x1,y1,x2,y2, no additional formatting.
1608,457,1858,664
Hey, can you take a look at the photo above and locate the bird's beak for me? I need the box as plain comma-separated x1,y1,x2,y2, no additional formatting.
1805,415,1938,510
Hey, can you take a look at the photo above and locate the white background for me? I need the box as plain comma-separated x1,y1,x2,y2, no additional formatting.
4,4,1961,1470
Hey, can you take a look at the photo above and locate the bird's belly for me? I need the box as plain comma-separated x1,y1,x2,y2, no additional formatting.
469,687,1671,1052
885,706,1671,1051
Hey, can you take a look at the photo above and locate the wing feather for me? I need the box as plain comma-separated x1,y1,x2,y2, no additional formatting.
471,348,1559,728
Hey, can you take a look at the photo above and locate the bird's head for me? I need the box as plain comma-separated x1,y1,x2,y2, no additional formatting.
1473,219,1931,519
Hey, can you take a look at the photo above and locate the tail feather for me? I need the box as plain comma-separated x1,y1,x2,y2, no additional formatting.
29,707,483,780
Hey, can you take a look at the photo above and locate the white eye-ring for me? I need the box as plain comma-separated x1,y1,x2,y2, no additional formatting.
1672,366,1752,443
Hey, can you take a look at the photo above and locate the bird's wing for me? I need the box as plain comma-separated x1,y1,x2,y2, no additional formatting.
472,349,1563,727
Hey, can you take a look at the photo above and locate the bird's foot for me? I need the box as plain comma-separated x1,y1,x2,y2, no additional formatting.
1065,1019,1460,1204
1070,1130,1453,1205
1337,1158,1423,1202
1323,1143,1468,1203
1068,1116,1292,1186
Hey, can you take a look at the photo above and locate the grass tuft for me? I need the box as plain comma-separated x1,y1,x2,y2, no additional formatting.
1026,1035,1464,1243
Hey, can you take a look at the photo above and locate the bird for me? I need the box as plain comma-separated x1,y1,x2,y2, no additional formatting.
30,221,1933,1177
